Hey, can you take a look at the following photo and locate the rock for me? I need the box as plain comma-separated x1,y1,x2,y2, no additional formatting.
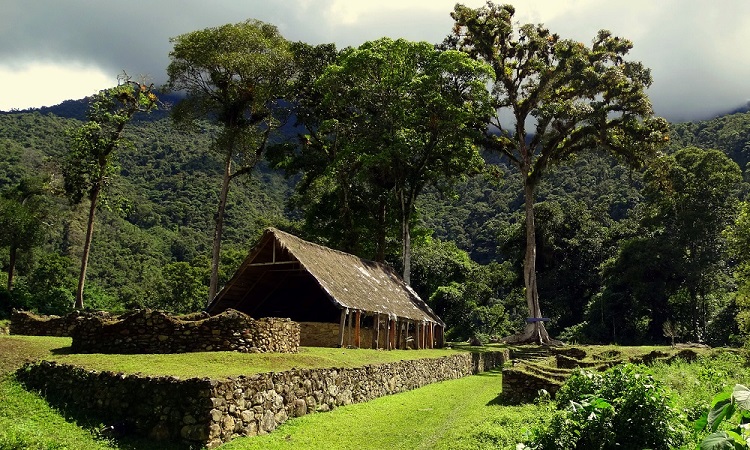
260,410,276,433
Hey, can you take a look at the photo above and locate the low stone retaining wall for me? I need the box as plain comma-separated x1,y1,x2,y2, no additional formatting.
502,366,565,404
17,350,508,448
71,309,299,354
10,309,114,337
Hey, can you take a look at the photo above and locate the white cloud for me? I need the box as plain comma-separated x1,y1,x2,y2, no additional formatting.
0,62,113,111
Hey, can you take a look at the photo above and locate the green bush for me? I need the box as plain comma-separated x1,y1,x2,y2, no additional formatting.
695,384,750,449
521,364,689,450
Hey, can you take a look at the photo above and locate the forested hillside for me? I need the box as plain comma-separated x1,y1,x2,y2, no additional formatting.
3,104,750,346
0,110,293,314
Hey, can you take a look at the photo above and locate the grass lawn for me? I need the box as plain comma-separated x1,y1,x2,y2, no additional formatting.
0,335,528,449
220,369,544,450
1,334,747,449
0,335,479,379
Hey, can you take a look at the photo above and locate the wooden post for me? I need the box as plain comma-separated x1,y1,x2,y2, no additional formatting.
354,310,361,348
338,308,347,348
389,318,395,350
394,319,399,349
429,322,434,349
395,319,401,349
385,317,391,350
373,314,380,350
398,319,408,350
347,309,353,347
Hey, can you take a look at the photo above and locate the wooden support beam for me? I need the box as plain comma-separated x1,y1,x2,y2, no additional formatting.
398,319,407,350
338,309,347,348
354,310,361,348
395,319,400,350
373,314,380,350
388,319,395,350
394,319,399,350
347,309,353,348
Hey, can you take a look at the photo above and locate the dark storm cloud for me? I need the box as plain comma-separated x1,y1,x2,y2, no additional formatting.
0,1,339,85
1,0,749,121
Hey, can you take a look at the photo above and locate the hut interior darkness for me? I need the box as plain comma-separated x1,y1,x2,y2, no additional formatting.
207,228,445,349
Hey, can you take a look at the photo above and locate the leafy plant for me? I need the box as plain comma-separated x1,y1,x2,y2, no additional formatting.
695,384,750,449
521,364,688,449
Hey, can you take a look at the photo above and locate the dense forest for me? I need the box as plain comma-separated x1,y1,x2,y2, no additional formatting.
2,6,750,347
3,105,750,346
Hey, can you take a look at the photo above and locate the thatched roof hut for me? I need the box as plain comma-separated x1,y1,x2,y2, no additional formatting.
207,228,444,349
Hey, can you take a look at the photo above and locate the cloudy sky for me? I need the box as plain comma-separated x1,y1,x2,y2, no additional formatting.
1,0,748,122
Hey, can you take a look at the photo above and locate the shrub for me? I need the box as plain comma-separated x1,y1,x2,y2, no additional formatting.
695,384,750,449
521,364,689,450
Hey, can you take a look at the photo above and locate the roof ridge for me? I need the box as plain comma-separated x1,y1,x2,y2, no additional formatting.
268,227,393,270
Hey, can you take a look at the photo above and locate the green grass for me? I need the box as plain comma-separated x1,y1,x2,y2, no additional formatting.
0,375,115,450
0,335,477,379
219,369,546,450
0,335,526,450
2,335,746,449
650,350,750,422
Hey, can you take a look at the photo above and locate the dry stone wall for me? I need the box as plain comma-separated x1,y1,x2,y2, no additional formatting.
501,366,564,403
10,309,113,337
17,350,508,448
71,309,299,354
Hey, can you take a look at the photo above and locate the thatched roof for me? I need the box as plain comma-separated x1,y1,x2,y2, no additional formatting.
207,228,444,326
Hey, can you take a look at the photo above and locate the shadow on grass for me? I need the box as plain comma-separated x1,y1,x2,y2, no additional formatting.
59,407,200,450
14,374,200,450
50,346,74,355
485,393,526,406
474,369,503,377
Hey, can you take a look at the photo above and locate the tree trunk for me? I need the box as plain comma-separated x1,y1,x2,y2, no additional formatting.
375,197,387,263
75,184,100,310
503,180,559,345
7,244,17,292
400,190,412,285
208,153,232,304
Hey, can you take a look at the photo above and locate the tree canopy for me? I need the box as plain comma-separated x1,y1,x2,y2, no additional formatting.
448,2,669,344
167,19,295,303
280,37,494,283
63,75,158,309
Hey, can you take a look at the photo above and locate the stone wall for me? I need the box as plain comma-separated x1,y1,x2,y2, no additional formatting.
71,309,299,354
298,322,341,347
299,322,379,348
17,350,508,448
501,368,563,404
10,309,113,337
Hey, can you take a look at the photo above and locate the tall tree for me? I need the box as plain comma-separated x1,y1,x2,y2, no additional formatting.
166,19,295,303
590,147,742,344
641,147,742,340
287,38,494,283
448,2,669,344
0,177,49,291
63,74,158,309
